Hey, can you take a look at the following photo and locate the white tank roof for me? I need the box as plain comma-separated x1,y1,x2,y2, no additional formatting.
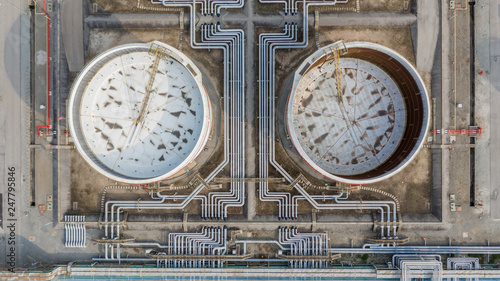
287,42,430,185
289,58,406,176
68,42,211,184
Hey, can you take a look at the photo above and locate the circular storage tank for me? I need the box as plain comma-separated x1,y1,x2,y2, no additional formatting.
68,41,212,184
286,42,430,185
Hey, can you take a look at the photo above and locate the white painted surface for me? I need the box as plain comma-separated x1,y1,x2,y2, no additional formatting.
287,42,430,184
69,42,211,184
290,58,406,176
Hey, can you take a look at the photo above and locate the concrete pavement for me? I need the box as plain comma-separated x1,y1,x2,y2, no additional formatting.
416,0,439,73
243,0,256,220
0,0,99,268
474,0,491,221
2,0,500,269
85,13,181,28
0,0,31,269
32,0,54,215
489,0,500,219
84,11,417,29
61,0,84,72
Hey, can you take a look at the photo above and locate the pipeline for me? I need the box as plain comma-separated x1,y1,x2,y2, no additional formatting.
279,226,329,268
98,0,400,264
258,0,350,220
234,227,330,268
99,0,246,259
257,0,399,241
152,0,243,16
330,244,500,255
123,226,229,268
154,0,246,220
198,23,246,220
64,216,86,248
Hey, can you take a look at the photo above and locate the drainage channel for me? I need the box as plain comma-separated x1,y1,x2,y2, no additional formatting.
469,0,476,207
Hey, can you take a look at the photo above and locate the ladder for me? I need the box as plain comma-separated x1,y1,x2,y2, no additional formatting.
333,46,344,105
136,44,170,124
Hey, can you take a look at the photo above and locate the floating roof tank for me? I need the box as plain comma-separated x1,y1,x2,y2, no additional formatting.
68,41,212,184
286,42,430,185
